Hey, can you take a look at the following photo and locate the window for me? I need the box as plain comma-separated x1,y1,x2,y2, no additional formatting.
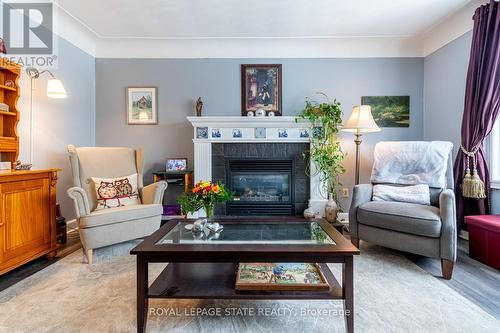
491,117,500,188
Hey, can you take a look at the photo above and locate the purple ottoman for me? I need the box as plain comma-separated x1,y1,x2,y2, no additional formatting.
465,215,500,270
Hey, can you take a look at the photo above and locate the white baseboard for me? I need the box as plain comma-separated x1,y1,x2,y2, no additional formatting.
66,219,78,232
459,230,469,240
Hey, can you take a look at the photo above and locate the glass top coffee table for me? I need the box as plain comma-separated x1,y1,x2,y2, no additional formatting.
131,217,359,333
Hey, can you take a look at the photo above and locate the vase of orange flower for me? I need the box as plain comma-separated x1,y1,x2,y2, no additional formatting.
177,181,231,218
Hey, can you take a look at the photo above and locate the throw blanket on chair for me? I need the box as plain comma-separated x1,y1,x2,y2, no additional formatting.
371,141,453,188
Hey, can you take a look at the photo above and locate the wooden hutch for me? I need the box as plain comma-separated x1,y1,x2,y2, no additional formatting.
0,58,59,275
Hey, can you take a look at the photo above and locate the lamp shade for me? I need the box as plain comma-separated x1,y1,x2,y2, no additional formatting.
46,79,67,98
342,105,380,133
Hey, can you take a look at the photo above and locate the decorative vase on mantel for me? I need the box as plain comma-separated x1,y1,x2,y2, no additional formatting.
325,193,338,223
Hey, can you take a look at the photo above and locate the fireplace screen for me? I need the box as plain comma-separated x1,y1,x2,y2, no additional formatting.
231,172,291,203
226,159,294,215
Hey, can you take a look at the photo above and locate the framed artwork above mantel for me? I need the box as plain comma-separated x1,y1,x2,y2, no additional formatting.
241,64,282,116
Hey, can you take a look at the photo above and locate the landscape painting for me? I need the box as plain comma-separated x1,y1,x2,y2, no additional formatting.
127,87,157,124
361,96,410,127
235,263,329,291
241,64,282,116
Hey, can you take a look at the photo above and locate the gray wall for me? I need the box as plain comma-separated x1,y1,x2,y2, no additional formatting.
17,37,96,219
424,31,472,157
95,58,424,208
424,31,500,213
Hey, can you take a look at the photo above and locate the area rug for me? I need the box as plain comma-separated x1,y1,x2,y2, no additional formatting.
0,241,498,333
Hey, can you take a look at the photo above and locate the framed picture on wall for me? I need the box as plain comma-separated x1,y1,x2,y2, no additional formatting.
241,64,282,116
361,96,410,127
126,87,158,124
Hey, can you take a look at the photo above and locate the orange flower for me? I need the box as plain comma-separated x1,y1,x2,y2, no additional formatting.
192,186,201,193
211,185,220,193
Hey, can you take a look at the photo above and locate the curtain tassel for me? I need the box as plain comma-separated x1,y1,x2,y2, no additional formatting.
460,145,487,199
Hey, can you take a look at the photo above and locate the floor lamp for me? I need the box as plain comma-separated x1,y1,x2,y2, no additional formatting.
342,105,380,185
25,67,67,164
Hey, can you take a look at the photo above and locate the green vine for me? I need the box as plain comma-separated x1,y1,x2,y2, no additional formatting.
296,93,346,205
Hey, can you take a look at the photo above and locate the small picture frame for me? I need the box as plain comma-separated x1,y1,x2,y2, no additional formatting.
127,87,157,125
166,158,188,172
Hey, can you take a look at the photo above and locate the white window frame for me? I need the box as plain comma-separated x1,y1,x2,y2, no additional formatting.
490,117,500,189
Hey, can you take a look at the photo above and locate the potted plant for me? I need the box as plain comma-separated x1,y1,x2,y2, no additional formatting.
177,181,231,218
296,93,346,222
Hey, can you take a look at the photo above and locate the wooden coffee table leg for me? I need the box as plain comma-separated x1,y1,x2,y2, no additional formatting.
343,256,354,333
137,256,148,333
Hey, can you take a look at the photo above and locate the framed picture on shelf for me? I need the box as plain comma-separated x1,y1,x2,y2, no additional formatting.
166,158,188,172
235,263,329,291
241,64,282,116
126,87,157,124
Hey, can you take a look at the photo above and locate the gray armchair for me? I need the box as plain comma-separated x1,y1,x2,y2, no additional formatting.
349,151,456,279
67,145,167,264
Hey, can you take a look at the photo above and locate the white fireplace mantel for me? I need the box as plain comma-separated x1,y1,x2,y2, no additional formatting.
187,116,328,216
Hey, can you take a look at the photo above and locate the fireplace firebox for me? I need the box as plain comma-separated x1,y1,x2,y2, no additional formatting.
226,159,294,215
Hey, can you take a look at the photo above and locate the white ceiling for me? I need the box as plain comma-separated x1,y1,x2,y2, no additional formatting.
58,0,472,39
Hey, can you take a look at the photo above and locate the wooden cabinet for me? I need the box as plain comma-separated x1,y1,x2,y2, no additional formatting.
0,169,59,275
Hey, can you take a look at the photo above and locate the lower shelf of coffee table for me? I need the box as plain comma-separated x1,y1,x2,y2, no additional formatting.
148,262,343,300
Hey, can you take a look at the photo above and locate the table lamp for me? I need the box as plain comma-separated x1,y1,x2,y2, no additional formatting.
342,105,381,185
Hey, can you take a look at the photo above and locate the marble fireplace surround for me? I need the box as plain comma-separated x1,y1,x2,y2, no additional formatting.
211,142,309,216
187,116,327,216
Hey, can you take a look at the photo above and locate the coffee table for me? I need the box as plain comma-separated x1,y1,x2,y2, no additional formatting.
130,217,360,333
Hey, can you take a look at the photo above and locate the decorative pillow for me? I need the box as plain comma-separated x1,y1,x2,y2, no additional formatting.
91,173,141,210
372,184,430,205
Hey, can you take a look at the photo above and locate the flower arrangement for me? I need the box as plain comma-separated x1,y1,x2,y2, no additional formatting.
177,181,231,218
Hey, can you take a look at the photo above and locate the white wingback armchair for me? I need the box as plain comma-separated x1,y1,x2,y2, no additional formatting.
67,145,167,264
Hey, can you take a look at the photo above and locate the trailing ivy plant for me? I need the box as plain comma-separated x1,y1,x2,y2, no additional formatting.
296,93,346,204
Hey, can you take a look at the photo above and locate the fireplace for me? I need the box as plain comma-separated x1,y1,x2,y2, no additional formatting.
226,159,294,215
212,143,309,216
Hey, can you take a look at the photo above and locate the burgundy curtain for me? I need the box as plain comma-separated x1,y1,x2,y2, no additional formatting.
454,0,500,229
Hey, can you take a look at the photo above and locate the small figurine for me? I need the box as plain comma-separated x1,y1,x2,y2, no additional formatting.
256,108,266,117
192,218,207,232
14,160,32,170
0,37,6,54
195,97,203,116
4,80,15,88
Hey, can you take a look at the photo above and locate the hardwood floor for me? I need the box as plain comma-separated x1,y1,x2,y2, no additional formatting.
0,229,498,322
404,238,500,320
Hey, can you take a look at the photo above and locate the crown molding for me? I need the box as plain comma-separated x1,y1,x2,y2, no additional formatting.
53,1,484,59
422,1,484,57
95,36,423,58
53,4,98,57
